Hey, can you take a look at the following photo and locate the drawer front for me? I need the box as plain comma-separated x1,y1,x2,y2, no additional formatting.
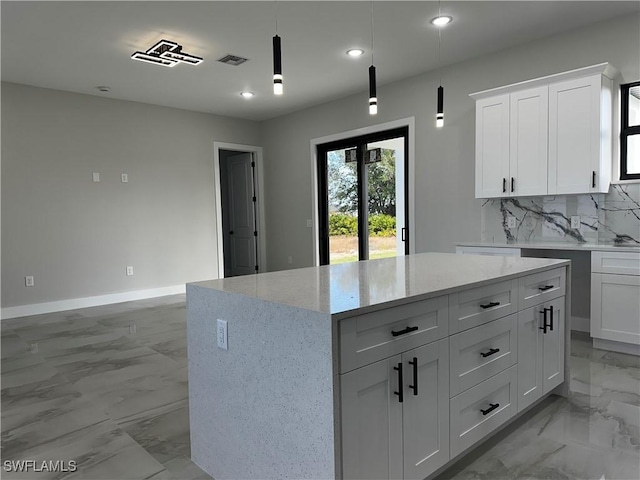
449,280,518,334
450,365,518,458
449,314,517,397
339,296,448,374
592,251,640,275
519,267,565,309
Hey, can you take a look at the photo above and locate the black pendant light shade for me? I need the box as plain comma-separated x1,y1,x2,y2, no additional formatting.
369,65,378,115
436,85,444,127
273,34,283,95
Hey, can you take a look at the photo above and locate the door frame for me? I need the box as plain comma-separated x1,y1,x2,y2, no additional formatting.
310,117,416,266
213,142,266,278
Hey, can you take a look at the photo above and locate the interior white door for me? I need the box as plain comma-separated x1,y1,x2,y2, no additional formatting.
226,153,257,276
510,86,548,196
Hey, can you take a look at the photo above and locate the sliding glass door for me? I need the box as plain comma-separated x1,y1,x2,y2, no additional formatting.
317,127,409,265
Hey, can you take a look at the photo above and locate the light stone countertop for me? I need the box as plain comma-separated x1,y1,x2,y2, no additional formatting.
189,252,569,318
456,241,640,253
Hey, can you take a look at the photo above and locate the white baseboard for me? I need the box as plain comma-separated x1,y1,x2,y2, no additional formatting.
593,338,640,356
571,316,590,333
1,285,186,320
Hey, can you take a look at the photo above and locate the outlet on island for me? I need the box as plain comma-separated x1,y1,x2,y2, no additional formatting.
126,266,134,276
507,216,517,229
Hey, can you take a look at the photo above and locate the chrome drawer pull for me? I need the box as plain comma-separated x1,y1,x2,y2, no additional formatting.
480,348,500,358
391,326,418,337
480,301,500,309
538,285,554,291
481,403,500,416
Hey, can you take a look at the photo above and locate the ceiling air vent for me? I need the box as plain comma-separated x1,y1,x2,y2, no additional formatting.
217,54,249,66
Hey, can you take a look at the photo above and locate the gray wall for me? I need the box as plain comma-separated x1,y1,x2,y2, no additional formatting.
1,83,260,308
260,14,640,271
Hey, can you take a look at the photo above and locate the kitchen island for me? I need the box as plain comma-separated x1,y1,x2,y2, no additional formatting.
187,252,571,480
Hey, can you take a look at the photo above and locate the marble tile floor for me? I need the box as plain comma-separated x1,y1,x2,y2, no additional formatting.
1,295,210,480
2,297,639,480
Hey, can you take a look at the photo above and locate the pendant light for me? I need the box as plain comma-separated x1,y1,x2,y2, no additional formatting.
435,0,445,128
368,1,377,115
273,1,283,95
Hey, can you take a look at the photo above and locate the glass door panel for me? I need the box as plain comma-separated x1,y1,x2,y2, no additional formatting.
365,138,405,261
327,148,359,264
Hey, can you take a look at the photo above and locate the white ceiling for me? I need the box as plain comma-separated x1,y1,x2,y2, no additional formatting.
2,1,638,121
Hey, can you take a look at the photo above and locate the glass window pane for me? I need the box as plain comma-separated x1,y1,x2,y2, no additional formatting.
628,86,640,127
327,148,359,264
626,134,640,174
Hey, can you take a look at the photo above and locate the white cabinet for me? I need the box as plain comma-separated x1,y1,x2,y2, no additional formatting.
475,94,510,198
341,339,449,480
517,296,565,412
548,74,612,194
471,63,615,199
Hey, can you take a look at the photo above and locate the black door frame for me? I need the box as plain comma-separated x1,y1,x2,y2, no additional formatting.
317,126,410,265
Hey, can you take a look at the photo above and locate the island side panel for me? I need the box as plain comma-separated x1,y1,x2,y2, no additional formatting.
187,285,336,480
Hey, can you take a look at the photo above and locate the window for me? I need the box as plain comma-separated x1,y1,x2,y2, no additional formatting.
621,81,640,180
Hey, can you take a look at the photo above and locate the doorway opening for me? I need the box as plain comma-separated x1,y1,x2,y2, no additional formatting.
214,143,265,278
317,127,409,265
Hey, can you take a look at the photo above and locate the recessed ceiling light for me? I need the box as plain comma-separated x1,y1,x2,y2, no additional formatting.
431,15,452,27
346,48,365,57
240,91,254,99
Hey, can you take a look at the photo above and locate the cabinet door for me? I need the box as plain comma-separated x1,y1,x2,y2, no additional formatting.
517,305,543,412
510,86,548,196
341,356,403,479
402,339,449,480
591,273,640,345
542,297,565,393
475,94,510,198
548,75,601,194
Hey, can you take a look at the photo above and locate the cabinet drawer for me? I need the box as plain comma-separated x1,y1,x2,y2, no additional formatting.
592,251,640,275
449,280,518,334
450,365,518,458
519,267,565,309
339,296,448,373
449,314,517,397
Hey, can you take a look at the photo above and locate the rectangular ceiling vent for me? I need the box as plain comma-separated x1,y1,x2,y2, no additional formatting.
217,54,249,66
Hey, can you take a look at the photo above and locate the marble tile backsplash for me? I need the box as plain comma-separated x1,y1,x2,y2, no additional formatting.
481,184,640,245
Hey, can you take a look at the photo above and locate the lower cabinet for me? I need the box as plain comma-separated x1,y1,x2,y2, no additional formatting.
340,339,449,480
591,273,640,345
517,296,565,411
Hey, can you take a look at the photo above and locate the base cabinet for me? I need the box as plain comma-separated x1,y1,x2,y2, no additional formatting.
591,273,640,345
340,339,449,480
517,297,565,411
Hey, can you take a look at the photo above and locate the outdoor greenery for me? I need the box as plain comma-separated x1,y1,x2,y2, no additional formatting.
328,148,396,216
329,213,396,237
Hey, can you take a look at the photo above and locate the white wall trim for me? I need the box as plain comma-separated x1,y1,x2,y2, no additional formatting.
593,337,640,356
213,142,266,278
1,284,186,320
309,117,416,266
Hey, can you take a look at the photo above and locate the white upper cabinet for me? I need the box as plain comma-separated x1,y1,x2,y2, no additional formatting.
471,63,616,199
548,74,612,194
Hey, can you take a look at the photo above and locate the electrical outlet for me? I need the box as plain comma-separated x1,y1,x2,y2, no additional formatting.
121,173,129,183
507,216,517,229
92,172,100,182
129,324,137,335
25,276,34,287
571,216,581,229
30,343,38,354
126,266,134,276
288,256,293,264
306,219,312,228
217,319,228,350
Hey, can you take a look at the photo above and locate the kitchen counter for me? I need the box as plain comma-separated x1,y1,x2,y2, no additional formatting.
187,253,571,480
456,241,639,253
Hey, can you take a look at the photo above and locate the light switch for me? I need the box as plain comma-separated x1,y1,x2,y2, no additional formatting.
92,172,100,183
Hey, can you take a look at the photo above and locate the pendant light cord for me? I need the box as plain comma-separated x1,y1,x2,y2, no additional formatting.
370,0,375,65
438,0,442,85
275,0,278,34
